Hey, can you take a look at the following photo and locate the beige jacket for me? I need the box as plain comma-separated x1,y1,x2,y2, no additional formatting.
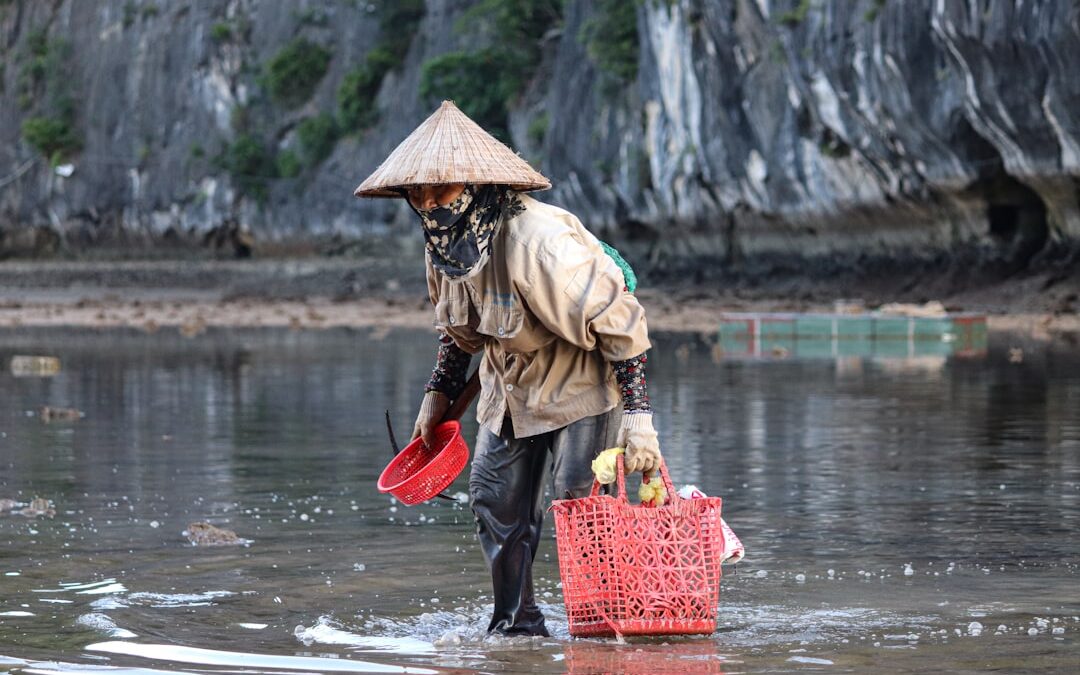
426,194,651,438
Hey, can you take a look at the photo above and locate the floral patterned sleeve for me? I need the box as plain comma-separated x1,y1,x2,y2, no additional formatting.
424,332,472,400
611,352,651,413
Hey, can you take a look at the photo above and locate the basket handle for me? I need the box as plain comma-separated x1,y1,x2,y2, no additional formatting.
588,453,679,504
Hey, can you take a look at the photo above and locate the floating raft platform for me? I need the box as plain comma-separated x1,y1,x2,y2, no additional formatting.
718,312,988,359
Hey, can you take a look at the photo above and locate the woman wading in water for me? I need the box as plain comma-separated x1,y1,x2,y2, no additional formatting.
355,101,663,637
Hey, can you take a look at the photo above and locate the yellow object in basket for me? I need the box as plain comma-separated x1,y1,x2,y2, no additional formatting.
638,476,667,507
591,447,624,485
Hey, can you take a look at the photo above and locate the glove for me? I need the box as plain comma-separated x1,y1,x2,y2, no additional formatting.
618,412,662,477
412,391,450,450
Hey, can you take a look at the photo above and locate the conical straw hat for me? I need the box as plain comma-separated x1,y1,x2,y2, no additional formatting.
354,100,550,198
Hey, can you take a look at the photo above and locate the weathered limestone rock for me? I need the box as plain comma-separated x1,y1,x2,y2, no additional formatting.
0,0,1076,275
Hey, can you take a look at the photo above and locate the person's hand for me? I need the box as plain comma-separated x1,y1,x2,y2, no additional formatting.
412,391,450,450
617,412,662,477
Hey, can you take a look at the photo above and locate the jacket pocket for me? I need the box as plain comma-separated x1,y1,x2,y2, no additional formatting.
476,303,524,340
563,266,591,308
433,287,471,329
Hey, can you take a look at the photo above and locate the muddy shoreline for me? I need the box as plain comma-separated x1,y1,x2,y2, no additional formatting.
0,258,1077,339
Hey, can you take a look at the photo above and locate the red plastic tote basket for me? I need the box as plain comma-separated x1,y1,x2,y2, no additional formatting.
377,420,468,505
550,456,725,637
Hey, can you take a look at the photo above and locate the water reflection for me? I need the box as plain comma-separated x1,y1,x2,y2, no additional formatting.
562,640,726,674
0,327,1077,672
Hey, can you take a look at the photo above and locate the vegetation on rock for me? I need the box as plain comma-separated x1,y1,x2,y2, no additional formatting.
864,0,887,22
263,38,332,108
17,28,81,162
419,0,561,141
21,116,80,163
580,0,640,84
275,149,302,178
210,22,232,42
218,134,278,202
297,113,340,166
337,0,425,133
779,0,812,27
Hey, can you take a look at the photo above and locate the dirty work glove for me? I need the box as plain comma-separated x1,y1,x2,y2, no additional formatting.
618,412,662,477
412,391,450,451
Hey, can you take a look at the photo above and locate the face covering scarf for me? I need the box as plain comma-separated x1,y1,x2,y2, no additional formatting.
407,185,523,279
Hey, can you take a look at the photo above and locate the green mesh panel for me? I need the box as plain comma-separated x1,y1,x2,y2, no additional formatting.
599,241,637,293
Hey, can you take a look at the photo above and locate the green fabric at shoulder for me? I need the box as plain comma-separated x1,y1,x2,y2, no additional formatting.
599,241,637,294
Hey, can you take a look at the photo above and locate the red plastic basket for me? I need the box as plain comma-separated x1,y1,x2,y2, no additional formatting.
377,420,468,505
550,456,725,637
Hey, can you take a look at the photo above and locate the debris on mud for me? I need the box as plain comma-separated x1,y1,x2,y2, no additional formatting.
17,498,55,518
10,356,61,377
183,521,250,546
38,406,83,423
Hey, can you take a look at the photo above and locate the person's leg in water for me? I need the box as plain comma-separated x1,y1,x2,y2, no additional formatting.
469,419,551,636
469,410,620,636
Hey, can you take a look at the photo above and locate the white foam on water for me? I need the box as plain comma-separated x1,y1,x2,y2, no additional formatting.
34,578,123,593
237,622,269,629
76,613,138,639
18,660,190,674
295,617,435,654
38,599,73,604
788,655,835,665
128,590,234,607
90,596,127,610
85,641,439,674
385,601,566,643
0,656,29,666
0,611,34,617
77,583,128,595
719,603,937,648
101,591,235,608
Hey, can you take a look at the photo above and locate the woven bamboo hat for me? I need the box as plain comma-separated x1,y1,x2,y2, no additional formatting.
354,100,550,198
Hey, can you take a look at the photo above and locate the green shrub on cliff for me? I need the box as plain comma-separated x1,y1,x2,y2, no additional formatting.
210,22,232,42
263,38,332,108
337,0,425,133
21,116,80,163
17,29,81,161
580,0,640,84
864,0,887,22
528,112,549,147
122,2,137,28
219,134,277,201
17,28,50,102
420,51,516,141
778,0,812,26
377,0,425,59
276,149,302,178
418,0,561,141
297,113,339,165
338,63,384,131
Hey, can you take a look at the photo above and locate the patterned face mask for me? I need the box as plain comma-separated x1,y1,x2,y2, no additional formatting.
408,185,523,278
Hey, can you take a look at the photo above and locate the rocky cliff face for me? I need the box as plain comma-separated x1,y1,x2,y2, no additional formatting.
1,0,1077,276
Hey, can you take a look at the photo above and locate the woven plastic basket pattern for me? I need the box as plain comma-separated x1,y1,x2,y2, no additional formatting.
551,458,724,637
377,421,467,505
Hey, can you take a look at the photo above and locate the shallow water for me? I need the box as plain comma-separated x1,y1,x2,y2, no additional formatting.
0,326,1077,674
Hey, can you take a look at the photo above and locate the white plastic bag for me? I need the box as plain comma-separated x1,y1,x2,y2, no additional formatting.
678,485,745,565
